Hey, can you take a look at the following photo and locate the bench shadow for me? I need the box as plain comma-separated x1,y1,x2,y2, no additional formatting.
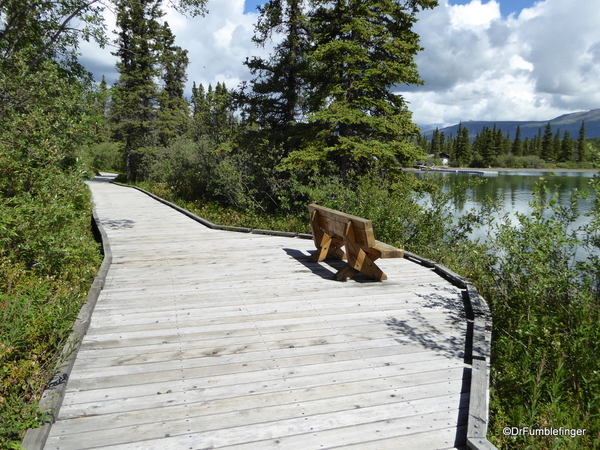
100,219,136,230
383,285,471,448
283,248,380,283
384,285,467,360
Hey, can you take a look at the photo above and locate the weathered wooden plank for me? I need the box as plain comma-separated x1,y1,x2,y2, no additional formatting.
46,395,465,450
226,425,467,450
73,324,463,365
59,365,466,421
52,376,466,436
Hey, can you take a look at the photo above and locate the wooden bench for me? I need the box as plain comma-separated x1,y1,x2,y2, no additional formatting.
307,203,404,281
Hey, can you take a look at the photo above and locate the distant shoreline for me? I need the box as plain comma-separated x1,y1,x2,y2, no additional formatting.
407,167,598,173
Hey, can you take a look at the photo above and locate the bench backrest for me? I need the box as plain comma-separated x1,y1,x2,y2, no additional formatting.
307,203,376,248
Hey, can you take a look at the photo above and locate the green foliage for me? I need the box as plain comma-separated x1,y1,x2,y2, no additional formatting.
241,0,435,177
423,120,593,168
190,82,238,144
79,142,124,173
0,49,101,449
140,139,257,210
466,180,600,449
110,0,207,182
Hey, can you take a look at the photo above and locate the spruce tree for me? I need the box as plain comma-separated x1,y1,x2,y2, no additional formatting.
156,22,190,146
190,82,209,141
541,123,554,161
453,123,470,166
240,0,312,159
285,0,437,175
111,0,164,181
512,126,522,156
558,130,573,163
577,120,587,162
552,129,562,162
111,0,206,181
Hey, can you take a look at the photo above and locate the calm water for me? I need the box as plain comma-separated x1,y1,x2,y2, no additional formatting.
414,169,598,259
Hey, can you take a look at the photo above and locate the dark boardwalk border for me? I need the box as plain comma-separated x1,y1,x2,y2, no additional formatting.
22,207,113,450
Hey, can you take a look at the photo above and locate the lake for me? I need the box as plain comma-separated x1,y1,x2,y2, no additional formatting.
414,169,598,260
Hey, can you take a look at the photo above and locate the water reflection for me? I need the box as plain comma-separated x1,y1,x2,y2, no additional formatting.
414,170,598,260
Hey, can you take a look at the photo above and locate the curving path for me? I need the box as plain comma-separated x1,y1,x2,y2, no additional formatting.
38,173,492,450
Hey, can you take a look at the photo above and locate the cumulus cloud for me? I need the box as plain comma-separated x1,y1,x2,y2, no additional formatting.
78,0,600,129
79,0,265,91
400,0,600,127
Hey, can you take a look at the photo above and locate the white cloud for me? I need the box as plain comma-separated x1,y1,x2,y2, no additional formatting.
448,0,501,29
78,0,600,128
79,0,264,90
400,0,600,127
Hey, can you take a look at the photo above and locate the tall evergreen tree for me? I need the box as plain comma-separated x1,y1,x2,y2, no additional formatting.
541,122,554,161
472,126,492,165
512,125,522,156
190,82,210,140
558,130,573,163
552,129,562,161
156,22,190,146
577,120,587,162
453,123,470,166
111,0,164,181
110,0,206,181
242,0,311,133
283,0,437,175
190,82,237,144
430,128,445,155
238,0,313,176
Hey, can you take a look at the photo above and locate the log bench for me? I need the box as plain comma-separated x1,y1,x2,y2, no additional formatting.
307,203,404,281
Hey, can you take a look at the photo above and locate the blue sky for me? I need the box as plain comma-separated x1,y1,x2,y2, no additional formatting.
243,0,537,17
80,0,600,128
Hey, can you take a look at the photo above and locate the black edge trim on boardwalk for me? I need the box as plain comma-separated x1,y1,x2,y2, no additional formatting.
251,229,297,237
115,182,316,239
402,250,436,267
403,261,496,449
21,207,113,450
66,177,497,450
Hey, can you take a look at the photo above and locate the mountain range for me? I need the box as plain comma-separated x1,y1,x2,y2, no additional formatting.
421,108,600,140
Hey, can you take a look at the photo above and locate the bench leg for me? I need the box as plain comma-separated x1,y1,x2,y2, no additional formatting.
337,222,387,281
309,210,346,262
337,248,387,281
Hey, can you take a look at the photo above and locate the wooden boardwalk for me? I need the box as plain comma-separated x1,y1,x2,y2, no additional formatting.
42,174,480,450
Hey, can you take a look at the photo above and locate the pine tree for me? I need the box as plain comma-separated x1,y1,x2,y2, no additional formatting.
541,123,554,161
512,126,522,156
472,126,492,165
577,120,587,162
240,0,312,159
453,123,471,166
156,22,190,146
284,0,437,175
111,0,164,181
430,128,444,155
552,129,562,162
110,0,206,181
558,130,573,163
190,82,209,141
